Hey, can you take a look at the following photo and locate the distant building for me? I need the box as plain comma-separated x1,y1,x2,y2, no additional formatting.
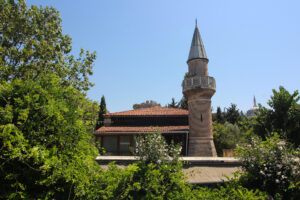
246,96,258,117
133,100,161,109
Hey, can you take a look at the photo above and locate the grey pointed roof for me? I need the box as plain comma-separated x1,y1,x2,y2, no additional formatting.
187,24,207,62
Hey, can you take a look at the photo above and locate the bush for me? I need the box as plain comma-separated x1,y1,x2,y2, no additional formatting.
193,184,267,200
213,122,253,156
134,131,181,165
236,134,300,199
91,131,193,200
111,162,193,200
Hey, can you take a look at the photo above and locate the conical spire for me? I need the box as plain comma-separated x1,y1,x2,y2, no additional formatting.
187,20,207,62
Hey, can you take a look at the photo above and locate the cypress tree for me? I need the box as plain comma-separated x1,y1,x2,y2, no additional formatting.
216,106,224,123
95,95,107,130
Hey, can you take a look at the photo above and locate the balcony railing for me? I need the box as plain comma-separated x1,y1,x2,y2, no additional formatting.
182,76,216,91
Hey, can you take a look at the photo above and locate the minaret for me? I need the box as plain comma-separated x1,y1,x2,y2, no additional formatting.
253,96,258,108
182,21,217,156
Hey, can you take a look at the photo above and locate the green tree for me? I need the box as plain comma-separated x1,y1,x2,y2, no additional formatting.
253,86,300,147
179,96,188,110
0,0,95,91
225,103,241,124
0,1,100,199
213,122,245,156
95,95,107,130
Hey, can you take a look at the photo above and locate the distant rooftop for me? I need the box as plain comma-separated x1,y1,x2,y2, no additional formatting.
105,106,188,117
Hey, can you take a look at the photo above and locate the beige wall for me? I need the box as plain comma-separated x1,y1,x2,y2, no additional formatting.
187,97,217,156
187,59,208,76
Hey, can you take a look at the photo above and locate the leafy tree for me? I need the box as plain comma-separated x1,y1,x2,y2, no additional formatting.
95,95,107,130
0,1,100,199
213,120,255,156
225,103,242,124
0,0,95,91
253,86,300,147
213,122,237,156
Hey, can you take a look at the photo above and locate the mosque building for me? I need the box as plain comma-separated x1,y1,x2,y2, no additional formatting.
94,22,217,157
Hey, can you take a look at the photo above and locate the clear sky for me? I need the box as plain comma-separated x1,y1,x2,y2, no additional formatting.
27,0,300,113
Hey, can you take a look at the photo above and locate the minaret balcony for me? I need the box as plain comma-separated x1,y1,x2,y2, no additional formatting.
182,76,216,92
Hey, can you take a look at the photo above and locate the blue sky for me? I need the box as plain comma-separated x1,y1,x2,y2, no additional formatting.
27,0,300,113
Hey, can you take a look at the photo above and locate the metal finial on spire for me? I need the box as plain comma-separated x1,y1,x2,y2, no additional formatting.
195,18,198,28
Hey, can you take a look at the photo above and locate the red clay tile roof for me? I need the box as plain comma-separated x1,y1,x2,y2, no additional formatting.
105,106,188,117
95,126,189,133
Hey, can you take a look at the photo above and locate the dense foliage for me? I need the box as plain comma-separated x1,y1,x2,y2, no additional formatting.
225,104,242,124
0,74,100,199
253,86,300,147
213,122,252,156
118,131,267,200
0,0,95,91
236,134,300,199
213,104,243,124
0,0,99,199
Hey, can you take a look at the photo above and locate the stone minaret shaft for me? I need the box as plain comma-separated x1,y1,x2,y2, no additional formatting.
182,23,217,157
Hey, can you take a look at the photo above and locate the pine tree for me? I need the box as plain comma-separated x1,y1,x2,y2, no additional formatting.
168,98,178,108
179,96,188,110
95,95,107,130
224,104,241,124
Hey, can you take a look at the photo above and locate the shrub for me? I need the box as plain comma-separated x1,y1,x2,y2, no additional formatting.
134,131,182,165
236,134,300,199
213,122,252,156
92,131,193,200
193,185,267,200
